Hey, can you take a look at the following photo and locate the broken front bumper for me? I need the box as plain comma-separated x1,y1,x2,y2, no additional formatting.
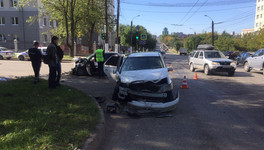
127,90,180,112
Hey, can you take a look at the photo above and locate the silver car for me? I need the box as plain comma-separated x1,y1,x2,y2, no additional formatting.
104,52,179,112
244,49,264,74
189,45,236,76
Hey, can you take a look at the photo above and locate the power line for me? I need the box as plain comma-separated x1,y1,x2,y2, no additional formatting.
177,0,200,25
120,0,253,7
121,5,255,14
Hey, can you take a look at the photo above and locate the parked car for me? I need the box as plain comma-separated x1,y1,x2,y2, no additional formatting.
0,47,15,60
189,45,236,76
244,49,264,74
72,52,118,76
104,52,179,112
223,51,237,60
17,50,30,61
235,52,253,65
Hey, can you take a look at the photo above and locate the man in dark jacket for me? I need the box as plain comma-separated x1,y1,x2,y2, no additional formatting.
47,36,59,89
29,42,42,84
56,45,64,86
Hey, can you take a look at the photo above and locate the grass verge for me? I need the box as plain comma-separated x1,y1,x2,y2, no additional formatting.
63,55,74,61
0,77,99,150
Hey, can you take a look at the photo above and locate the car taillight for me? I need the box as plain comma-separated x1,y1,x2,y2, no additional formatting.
6,52,9,55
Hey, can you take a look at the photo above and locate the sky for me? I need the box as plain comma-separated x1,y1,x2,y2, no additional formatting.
118,0,256,36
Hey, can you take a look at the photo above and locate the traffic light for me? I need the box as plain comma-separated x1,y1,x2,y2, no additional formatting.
136,36,139,40
102,33,105,40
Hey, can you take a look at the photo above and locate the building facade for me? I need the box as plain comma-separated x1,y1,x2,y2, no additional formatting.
255,0,264,31
0,0,43,49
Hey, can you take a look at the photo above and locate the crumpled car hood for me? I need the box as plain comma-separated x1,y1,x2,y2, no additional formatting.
120,68,169,84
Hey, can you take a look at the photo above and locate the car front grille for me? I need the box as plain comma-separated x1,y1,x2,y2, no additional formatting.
219,62,231,65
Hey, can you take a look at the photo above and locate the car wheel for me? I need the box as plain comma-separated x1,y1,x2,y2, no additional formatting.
190,63,195,72
244,62,250,72
0,55,3,60
204,65,211,75
18,55,25,61
228,71,235,76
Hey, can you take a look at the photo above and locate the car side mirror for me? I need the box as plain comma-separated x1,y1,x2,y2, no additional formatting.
168,67,173,72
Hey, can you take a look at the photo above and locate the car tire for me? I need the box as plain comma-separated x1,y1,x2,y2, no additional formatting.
190,63,195,72
18,55,25,61
244,62,250,72
0,55,3,60
204,65,211,75
228,71,235,76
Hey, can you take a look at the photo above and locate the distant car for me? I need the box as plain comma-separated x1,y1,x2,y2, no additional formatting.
223,51,237,60
104,52,179,112
72,52,118,76
235,52,253,65
244,49,264,74
180,48,188,55
0,47,15,60
17,50,30,61
189,45,236,76
39,47,47,55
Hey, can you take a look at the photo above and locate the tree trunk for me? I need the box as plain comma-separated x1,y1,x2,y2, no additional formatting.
88,22,95,54
69,0,75,57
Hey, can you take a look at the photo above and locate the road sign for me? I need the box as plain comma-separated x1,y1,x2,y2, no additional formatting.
141,34,147,40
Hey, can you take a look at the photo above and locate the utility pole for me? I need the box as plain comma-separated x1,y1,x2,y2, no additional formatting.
212,20,214,46
115,0,120,53
104,0,109,52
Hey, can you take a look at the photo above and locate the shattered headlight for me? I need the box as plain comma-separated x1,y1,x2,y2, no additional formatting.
158,83,173,92
231,61,236,67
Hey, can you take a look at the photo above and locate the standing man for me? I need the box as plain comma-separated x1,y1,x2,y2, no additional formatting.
28,41,42,84
56,45,64,86
95,45,105,78
46,36,59,89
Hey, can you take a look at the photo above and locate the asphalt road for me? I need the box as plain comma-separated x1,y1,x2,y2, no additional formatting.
98,52,264,150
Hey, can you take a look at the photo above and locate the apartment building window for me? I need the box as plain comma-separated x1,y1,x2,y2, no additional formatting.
0,0,4,7
261,14,263,18
44,34,47,42
257,15,259,19
10,0,18,8
43,18,47,26
258,0,260,2
0,17,5,25
262,6,263,10
258,7,260,11
11,17,18,25
0,34,6,42
256,23,259,27
260,22,262,27
49,20,53,27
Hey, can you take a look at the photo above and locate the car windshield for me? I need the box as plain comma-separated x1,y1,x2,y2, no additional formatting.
121,56,164,71
1,47,8,51
204,51,225,58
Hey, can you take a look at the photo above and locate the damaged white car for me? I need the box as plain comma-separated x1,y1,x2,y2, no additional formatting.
104,52,179,112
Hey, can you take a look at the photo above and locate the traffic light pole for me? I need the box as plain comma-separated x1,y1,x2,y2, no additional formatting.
115,0,120,53
130,20,133,54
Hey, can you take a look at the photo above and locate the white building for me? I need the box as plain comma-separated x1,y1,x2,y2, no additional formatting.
255,0,264,31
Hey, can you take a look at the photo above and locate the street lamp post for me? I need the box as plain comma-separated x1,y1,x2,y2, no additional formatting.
130,15,140,54
204,15,223,46
190,28,196,50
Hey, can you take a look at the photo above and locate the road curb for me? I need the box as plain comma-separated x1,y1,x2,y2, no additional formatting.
81,95,105,150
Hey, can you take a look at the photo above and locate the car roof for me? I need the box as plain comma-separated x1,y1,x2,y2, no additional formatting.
195,50,219,52
128,52,161,57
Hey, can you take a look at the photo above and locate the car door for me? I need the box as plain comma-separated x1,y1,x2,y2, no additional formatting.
196,51,204,69
250,50,261,68
255,50,264,69
192,51,200,68
104,55,121,82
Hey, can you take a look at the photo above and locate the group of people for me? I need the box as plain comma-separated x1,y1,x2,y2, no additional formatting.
29,36,64,89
